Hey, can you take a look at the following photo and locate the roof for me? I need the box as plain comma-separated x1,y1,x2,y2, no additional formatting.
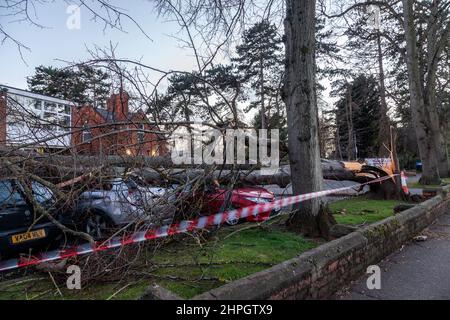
95,108,114,122
90,107,146,123
0,84,76,106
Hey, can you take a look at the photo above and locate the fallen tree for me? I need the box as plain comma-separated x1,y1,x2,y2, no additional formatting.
2,150,401,200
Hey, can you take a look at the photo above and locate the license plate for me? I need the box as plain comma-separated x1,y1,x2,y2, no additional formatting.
11,229,46,244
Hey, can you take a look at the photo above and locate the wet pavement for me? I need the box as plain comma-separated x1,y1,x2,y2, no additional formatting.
336,206,450,300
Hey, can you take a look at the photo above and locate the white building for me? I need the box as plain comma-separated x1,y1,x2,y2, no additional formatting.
0,85,76,151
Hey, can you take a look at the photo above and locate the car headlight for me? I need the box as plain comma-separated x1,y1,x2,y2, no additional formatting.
244,197,272,204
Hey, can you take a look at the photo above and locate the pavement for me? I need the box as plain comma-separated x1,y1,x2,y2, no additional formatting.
336,206,450,300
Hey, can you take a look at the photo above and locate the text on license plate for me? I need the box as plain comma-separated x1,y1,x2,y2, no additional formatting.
11,229,46,244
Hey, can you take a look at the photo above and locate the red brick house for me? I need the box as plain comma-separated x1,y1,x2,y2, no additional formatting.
71,91,167,156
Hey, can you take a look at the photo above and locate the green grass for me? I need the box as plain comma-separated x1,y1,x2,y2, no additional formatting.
0,275,149,300
0,271,142,300
150,227,318,298
407,177,450,189
0,223,318,300
329,197,407,226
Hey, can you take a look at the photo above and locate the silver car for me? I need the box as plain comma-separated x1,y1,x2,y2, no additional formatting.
75,178,173,239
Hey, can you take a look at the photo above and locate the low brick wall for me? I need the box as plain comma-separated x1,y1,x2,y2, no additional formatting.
193,188,449,300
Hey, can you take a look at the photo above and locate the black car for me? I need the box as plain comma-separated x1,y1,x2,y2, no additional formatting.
0,179,66,259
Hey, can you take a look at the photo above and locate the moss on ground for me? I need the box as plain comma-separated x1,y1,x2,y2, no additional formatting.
329,197,407,226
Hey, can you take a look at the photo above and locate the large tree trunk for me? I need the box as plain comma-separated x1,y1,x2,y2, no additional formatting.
437,132,449,178
376,32,391,158
283,0,335,238
402,0,441,185
424,0,449,178
260,56,266,130
346,83,355,160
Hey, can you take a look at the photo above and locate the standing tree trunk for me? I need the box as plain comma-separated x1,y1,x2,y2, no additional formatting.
346,83,355,160
260,56,266,130
376,32,391,158
283,0,335,238
402,0,441,184
424,0,449,178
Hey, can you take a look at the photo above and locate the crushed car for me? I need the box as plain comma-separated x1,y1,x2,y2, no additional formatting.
0,178,70,258
73,177,175,239
174,179,280,225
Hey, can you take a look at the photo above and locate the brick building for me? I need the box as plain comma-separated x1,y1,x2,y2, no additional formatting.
71,91,167,156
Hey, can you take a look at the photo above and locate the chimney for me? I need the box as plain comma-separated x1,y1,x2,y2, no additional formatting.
107,91,129,122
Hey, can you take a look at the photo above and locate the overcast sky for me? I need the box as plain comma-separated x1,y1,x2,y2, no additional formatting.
0,1,337,122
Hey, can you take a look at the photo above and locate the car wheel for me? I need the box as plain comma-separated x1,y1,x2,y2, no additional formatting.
225,216,240,226
82,212,114,240
225,206,241,226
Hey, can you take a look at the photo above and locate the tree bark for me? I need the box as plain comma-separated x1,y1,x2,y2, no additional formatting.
424,0,449,178
346,83,355,160
402,0,441,184
283,0,335,238
260,56,266,130
376,32,391,158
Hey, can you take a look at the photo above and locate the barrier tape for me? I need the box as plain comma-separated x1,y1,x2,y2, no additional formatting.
0,174,397,272
401,171,410,195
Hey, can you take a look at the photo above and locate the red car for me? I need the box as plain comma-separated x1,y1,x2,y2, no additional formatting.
176,182,280,225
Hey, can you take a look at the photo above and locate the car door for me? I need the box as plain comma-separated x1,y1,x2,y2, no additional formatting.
203,188,227,215
0,180,33,231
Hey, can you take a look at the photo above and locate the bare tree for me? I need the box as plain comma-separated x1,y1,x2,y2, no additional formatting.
402,0,450,183
323,0,450,183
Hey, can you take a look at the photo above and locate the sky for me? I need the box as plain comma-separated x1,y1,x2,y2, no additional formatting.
0,1,336,122
0,1,199,89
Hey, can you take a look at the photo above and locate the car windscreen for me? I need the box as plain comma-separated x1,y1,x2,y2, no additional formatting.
0,180,27,208
31,181,54,205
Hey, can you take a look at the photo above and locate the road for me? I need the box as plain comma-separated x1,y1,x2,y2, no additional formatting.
336,206,450,300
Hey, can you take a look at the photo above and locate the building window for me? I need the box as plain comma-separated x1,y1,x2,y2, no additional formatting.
64,105,71,115
82,123,92,143
34,99,43,110
137,124,145,144
59,116,70,132
150,145,159,157
44,101,57,112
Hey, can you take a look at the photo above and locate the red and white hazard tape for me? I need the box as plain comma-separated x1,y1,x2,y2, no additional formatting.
0,175,396,272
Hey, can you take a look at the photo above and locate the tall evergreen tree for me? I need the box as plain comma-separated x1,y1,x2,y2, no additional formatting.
166,72,204,123
28,65,110,106
233,20,284,130
335,75,381,159
204,64,244,125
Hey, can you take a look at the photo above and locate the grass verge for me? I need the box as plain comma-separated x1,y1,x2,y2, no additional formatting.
329,196,407,225
0,219,318,300
407,177,450,189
